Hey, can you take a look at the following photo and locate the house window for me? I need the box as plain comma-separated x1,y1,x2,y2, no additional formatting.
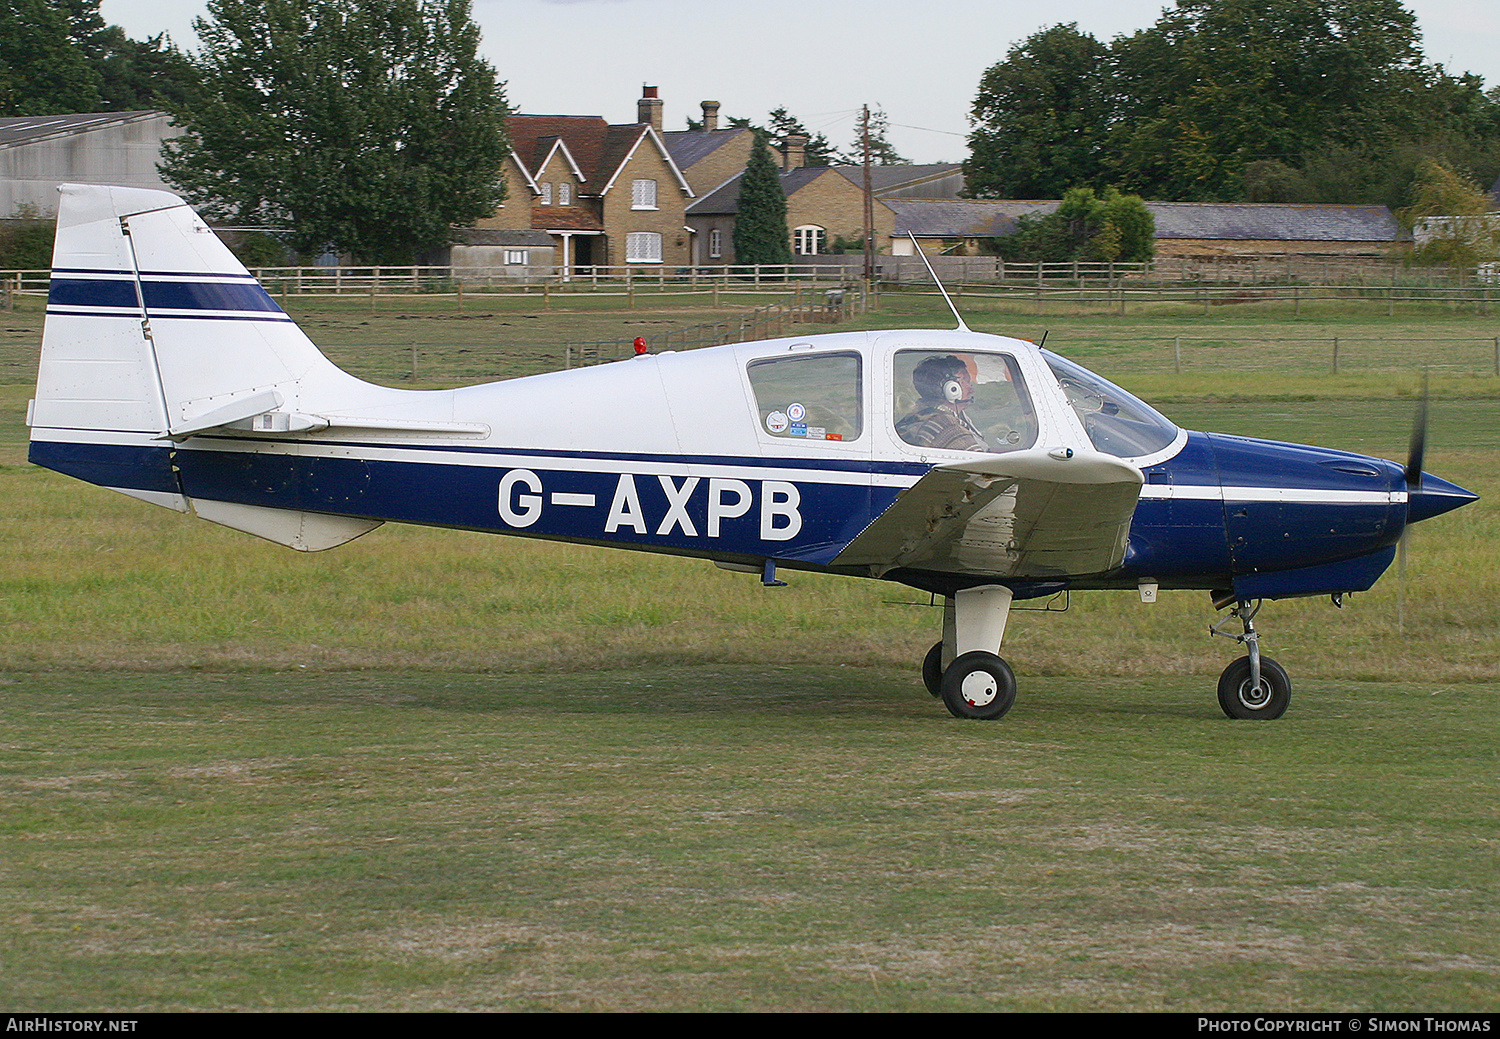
793,225,826,255
558,181,571,206
503,250,528,265
631,179,657,210
626,232,662,263
709,228,722,259
539,183,552,205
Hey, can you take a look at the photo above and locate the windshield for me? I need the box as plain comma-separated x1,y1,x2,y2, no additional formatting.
1042,350,1179,459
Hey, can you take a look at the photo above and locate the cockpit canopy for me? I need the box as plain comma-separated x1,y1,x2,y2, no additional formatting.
1042,349,1179,458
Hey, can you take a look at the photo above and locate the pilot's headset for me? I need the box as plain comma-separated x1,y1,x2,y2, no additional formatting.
913,355,971,404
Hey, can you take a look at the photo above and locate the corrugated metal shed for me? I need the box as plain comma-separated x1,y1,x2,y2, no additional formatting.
1,111,181,217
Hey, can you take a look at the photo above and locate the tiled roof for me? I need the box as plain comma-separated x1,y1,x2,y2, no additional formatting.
1149,202,1400,241
688,167,840,216
889,199,1403,242
0,110,169,149
886,199,1057,237
661,128,750,169
833,163,964,194
505,115,689,199
452,228,555,247
506,115,614,186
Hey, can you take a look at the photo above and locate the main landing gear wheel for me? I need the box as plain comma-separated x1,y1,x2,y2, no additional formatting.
940,651,1017,720
1217,656,1292,719
922,642,944,698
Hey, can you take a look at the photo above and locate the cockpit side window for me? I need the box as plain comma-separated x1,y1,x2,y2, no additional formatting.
1043,349,1179,458
892,350,1037,453
747,352,862,442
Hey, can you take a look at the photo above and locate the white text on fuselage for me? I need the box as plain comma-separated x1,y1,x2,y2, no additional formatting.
498,469,803,541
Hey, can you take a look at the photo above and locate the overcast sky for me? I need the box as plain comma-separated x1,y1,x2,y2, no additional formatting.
99,0,1500,165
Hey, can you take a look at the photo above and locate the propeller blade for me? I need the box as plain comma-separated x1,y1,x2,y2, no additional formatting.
1404,374,1429,489
1397,527,1409,635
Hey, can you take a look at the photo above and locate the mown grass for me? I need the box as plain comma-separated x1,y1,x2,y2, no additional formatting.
2,293,1496,1010
2,668,1495,1011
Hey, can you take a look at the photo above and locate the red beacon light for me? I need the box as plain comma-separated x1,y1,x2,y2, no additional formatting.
632,337,649,356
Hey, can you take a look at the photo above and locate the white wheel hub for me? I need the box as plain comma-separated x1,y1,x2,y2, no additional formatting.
960,668,998,707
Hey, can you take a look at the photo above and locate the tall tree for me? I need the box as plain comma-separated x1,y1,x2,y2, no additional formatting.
852,106,904,165
160,0,509,264
0,0,102,114
1398,161,1500,267
766,107,841,166
1111,0,1429,200
965,24,1112,198
733,135,791,265
966,1,1500,203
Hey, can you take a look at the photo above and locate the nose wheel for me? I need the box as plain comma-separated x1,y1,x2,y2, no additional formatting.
1211,597,1292,719
1217,656,1291,719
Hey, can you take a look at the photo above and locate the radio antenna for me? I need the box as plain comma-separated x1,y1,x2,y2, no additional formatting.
907,233,969,332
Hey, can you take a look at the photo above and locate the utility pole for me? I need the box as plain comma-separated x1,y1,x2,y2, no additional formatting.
862,104,875,285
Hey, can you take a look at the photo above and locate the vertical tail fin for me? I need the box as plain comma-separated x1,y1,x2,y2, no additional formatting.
28,184,382,550
32,183,353,440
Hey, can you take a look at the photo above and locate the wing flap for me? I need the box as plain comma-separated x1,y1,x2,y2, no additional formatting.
836,449,1143,578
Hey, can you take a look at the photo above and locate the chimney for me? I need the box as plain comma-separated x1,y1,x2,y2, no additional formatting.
637,85,663,133
701,100,720,132
782,133,808,170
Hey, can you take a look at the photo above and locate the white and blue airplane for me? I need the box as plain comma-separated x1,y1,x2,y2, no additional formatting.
27,184,1478,719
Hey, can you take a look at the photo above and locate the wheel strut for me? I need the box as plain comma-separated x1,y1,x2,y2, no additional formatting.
1211,598,1263,689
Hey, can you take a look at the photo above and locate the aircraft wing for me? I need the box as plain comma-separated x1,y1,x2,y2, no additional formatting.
835,449,1144,578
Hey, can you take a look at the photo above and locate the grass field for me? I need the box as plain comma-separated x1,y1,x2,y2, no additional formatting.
1,292,1496,1010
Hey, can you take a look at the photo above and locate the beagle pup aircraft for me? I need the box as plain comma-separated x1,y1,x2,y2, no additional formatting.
28,185,1477,719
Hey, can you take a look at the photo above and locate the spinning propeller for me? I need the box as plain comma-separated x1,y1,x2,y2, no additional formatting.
1397,378,1428,632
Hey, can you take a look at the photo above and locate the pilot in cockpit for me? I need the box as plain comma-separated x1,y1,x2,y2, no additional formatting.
895,354,989,452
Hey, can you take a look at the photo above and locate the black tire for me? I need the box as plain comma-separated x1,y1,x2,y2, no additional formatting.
940,651,1017,720
1217,656,1292,719
922,641,944,698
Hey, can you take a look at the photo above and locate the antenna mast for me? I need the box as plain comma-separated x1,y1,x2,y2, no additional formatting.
908,233,969,332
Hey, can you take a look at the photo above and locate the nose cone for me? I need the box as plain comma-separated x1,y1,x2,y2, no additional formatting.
1408,472,1479,524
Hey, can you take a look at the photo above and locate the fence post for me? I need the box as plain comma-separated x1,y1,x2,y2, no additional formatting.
1332,337,1339,374
1174,337,1182,374
1494,337,1498,377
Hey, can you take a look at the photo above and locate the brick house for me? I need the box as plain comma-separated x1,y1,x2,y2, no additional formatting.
662,101,757,198
686,150,902,265
476,88,695,275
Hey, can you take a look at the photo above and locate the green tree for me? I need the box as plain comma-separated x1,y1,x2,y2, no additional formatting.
0,0,102,114
851,106,904,165
990,187,1154,263
160,0,509,264
965,24,1112,198
0,205,55,267
968,2,1500,204
767,107,841,166
1111,0,1429,200
733,135,791,266
1399,161,1500,267
89,27,199,110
